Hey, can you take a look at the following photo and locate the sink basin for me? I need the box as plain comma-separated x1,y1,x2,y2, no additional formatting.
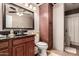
0,35,7,39
0,37,7,40
15,34,27,36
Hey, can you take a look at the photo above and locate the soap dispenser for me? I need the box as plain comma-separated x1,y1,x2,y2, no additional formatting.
8,29,15,38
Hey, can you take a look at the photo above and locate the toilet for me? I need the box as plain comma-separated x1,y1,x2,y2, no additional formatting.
36,42,48,56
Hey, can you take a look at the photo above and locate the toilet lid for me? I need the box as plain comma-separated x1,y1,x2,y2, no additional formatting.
36,42,48,46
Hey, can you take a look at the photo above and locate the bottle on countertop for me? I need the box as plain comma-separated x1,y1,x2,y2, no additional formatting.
8,29,15,38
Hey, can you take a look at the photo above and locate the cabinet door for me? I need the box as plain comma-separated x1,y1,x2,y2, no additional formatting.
39,4,49,43
0,49,9,56
39,4,53,49
25,40,35,56
13,44,24,56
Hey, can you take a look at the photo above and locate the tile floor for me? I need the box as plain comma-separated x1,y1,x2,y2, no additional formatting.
47,50,78,56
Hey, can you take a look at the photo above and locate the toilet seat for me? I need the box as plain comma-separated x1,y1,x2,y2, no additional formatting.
36,42,48,49
36,42,48,46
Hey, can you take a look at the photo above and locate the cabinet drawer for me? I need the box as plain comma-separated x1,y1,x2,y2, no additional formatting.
13,38,24,46
25,37,34,42
0,49,9,56
0,41,8,49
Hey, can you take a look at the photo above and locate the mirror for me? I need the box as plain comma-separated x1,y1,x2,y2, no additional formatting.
2,3,34,30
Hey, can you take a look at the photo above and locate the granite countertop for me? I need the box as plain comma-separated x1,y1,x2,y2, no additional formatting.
0,34,35,41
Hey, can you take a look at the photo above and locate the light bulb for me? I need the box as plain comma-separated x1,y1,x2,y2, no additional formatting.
19,14,21,16
33,7,36,10
16,12,20,15
29,4,33,9
16,12,23,16
20,13,23,16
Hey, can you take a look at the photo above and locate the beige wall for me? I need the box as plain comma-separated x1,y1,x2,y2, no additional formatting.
0,3,40,43
0,4,2,30
53,3,64,51
27,6,40,43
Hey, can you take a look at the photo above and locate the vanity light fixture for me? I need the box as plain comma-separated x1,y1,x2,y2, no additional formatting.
16,12,23,16
25,3,36,11
16,3,37,16
29,4,33,9
16,8,24,16
33,6,36,11
19,13,23,16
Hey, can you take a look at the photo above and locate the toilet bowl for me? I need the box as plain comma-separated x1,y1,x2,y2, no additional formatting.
36,42,48,56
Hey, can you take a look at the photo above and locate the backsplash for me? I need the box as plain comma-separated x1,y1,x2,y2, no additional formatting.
0,30,27,35
0,31,10,35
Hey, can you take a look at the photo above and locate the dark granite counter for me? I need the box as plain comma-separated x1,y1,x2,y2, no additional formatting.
0,34,35,42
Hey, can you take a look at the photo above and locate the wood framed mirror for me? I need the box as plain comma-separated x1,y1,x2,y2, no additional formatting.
2,3,34,30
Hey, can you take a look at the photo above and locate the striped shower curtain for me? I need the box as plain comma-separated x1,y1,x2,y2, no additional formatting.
65,13,79,46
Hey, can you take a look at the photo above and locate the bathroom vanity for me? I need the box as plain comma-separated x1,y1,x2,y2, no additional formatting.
0,34,35,56
0,3,35,56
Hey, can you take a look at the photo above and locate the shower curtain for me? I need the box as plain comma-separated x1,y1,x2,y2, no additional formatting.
65,13,79,46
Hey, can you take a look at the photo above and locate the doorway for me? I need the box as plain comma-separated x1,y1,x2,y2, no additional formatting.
64,3,79,55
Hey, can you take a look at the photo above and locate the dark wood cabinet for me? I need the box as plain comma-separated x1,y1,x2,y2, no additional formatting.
0,48,9,56
39,3,53,49
0,35,35,56
25,40,34,56
13,44,25,56
0,41,9,56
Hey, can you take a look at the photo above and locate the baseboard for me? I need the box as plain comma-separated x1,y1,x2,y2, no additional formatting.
70,44,79,49
71,41,79,46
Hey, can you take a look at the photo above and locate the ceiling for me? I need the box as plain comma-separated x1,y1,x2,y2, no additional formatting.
65,3,79,11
